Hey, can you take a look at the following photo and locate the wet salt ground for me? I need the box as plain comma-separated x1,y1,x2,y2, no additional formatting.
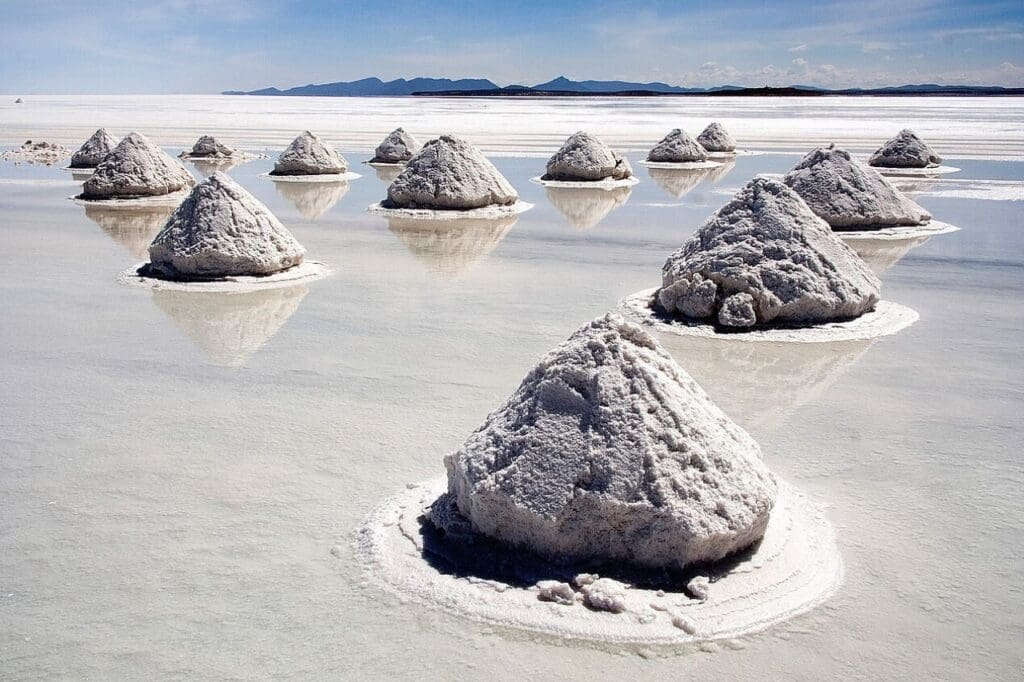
0,148,1021,679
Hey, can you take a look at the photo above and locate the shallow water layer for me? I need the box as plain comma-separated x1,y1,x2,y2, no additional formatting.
0,99,1022,679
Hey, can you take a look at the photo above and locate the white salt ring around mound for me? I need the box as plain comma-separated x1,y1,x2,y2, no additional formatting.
530,176,640,190
179,152,260,162
870,165,960,177
835,220,960,240
262,171,361,183
69,190,191,208
118,259,329,293
62,166,96,173
363,160,408,168
367,201,534,221
705,149,762,158
638,160,724,170
619,288,918,344
354,476,842,645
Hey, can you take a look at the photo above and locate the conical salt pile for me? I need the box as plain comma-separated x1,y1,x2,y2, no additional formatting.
696,122,736,153
542,131,632,181
385,135,518,210
145,171,304,279
371,128,420,163
81,132,194,199
646,128,709,163
271,131,347,176
70,128,119,168
430,313,777,570
187,135,237,158
658,177,880,328
783,145,931,229
869,129,942,168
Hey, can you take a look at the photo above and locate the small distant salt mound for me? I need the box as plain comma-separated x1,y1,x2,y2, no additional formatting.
370,128,419,164
186,135,237,158
81,132,195,200
545,185,632,229
385,135,518,210
783,145,931,229
433,313,777,571
70,128,119,168
542,131,633,181
697,123,737,153
658,177,880,328
647,129,708,163
869,129,942,169
272,131,347,176
15,97,23,104
1,140,70,166
145,171,304,279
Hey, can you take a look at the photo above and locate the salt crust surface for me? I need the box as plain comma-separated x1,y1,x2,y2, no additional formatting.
355,476,842,644
262,171,361,183
620,288,919,343
368,201,533,220
871,165,960,177
638,160,722,170
530,175,639,190
118,260,328,292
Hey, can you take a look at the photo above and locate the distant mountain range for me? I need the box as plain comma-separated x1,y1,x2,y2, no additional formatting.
224,76,1024,97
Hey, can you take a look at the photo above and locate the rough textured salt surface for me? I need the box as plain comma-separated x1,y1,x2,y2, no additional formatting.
542,132,633,181
370,128,419,164
186,135,237,158
146,171,305,280
435,313,777,570
869,129,942,168
70,128,119,168
658,177,881,329
81,132,195,200
536,580,576,606
783,146,931,229
271,131,347,176
581,578,628,613
697,123,737,153
647,129,709,163
687,576,710,601
1,140,70,166
384,135,518,210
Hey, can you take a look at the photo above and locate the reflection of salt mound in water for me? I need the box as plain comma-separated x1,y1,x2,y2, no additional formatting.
151,285,308,366
703,158,735,184
431,314,776,570
190,156,242,177
83,204,174,259
387,214,516,278
274,179,350,220
544,185,632,228
646,167,710,199
654,332,873,433
372,164,403,183
845,235,931,275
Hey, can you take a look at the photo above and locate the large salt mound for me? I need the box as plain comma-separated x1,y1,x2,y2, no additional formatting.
146,171,304,279
187,135,236,158
869,129,943,168
783,145,931,229
647,129,709,163
371,128,419,164
70,128,119,168
272,131,347,176
432,313,777,571
385,135,518,210
696,123,737,153
81,132,194,200
542,132,633,181
658,177,881,328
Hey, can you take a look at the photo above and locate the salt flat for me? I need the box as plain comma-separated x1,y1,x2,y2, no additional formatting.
0,97,1022,679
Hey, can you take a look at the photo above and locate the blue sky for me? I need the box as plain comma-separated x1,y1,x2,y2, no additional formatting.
2,0,1022,93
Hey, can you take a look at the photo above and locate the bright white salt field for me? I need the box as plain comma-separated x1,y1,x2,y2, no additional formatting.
1,96,1022,678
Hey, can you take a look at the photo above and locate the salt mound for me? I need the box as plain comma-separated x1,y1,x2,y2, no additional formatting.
2,140,70,166
545,185,632,229
658,177,880,328
647,129,709,163
431,313,777,571
272,131,347,176
697,123,737,153
783,145,931,229
869,129,942,168
385,135,518,210
371,128,419,164
70,128,119,168
81,132,195,200
145,171,304,279
542,132,633,181
186,135,236,158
